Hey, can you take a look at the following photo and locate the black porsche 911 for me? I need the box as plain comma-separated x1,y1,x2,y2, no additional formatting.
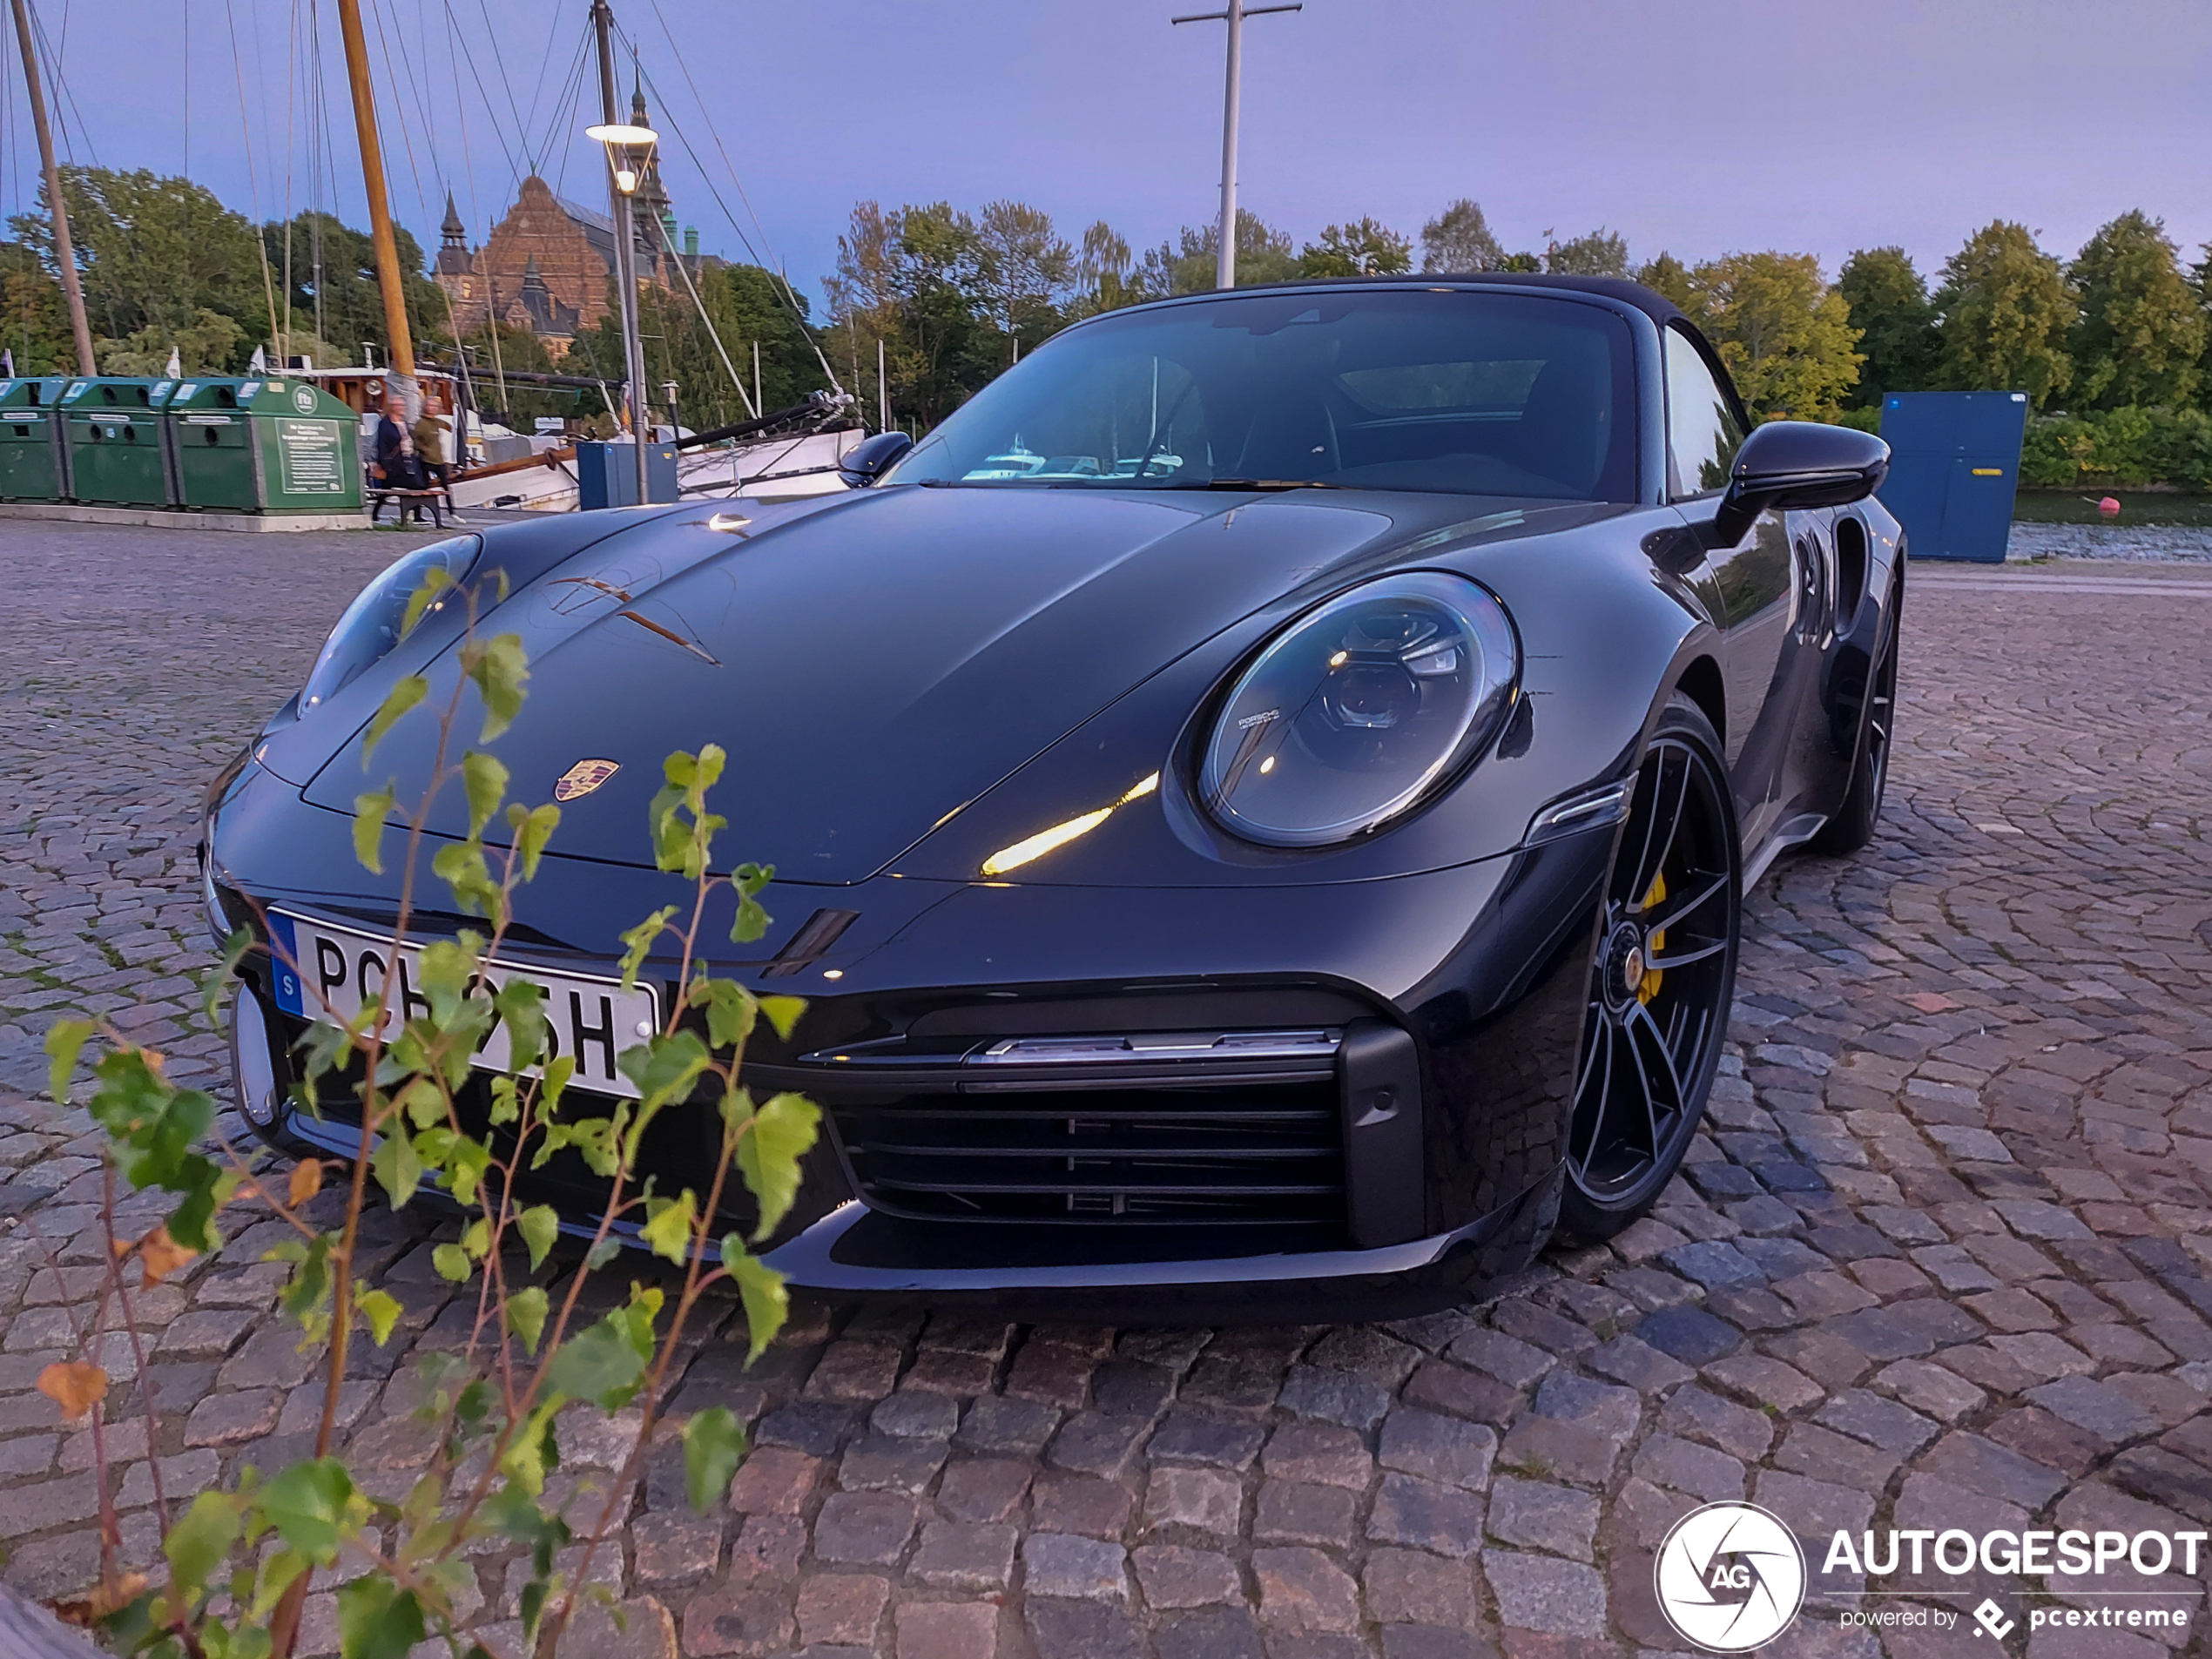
208,273,1902,1309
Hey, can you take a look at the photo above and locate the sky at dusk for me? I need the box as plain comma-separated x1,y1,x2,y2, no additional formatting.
5,0,2209,314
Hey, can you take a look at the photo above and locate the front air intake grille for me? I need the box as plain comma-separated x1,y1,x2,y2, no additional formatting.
806,1028,1348,1227
833,1077,1345,1224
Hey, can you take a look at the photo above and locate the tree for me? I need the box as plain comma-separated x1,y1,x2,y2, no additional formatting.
1545,229,1629,278
974,200,1074,349
265,210,443,368
1635,253,1697,313
95,308,244,374
10,167,264,354
1300,217,1413,278
1836,246,1939,406
1678,252,1862,421
2067,210,2204,409
1069,221,1140,318
1136,209,1299,295
1932,220,2075,408
0,242,72,373
1420,199,1504,273
823,199,1008,428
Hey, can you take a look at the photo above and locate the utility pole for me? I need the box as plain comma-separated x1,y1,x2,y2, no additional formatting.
334,0,414,384
1172,0,1299,291
9,0,94,375
590,0,652,506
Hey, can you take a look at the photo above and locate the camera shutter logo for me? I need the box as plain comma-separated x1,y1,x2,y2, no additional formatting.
1653,1502,1806,1651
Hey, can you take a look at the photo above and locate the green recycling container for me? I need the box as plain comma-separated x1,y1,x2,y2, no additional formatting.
0,376,72,500
167,374,363,514
61,378,172,506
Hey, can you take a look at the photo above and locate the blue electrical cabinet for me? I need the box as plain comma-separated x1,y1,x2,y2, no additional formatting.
576,439,678,509
1875,391,2029,563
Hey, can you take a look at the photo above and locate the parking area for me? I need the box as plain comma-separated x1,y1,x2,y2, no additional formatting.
2,523,2209,1659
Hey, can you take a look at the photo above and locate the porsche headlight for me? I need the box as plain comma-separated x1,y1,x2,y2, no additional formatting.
300,534,482,711
1199,571,1519,847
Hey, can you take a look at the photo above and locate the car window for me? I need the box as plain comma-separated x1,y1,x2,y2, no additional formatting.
1664,327,1743,498
890,289,1639,502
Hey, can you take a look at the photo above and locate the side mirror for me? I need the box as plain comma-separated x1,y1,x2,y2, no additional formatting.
838,430,914,489
1710,421,1888,545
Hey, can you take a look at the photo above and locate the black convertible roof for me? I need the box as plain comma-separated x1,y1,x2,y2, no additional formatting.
1211,270,1691,328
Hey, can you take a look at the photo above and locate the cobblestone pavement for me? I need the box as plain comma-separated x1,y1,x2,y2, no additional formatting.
3,527,2211,1659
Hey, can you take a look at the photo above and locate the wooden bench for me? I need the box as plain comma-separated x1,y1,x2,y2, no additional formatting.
367,483,448,528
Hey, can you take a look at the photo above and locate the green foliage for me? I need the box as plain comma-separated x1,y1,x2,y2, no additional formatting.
261,210,443,369
2067,210,2205,410
683,1407,746,1514
1300,218,1413,278
1837,246,1940,406
1420,199,1506,274
1673,252,1864,421
2020,404,2212,487
1933,219,2076,409
1544,229,1629,278
1134,208,1301,299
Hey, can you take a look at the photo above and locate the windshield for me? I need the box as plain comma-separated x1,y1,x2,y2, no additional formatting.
889,287,1637,501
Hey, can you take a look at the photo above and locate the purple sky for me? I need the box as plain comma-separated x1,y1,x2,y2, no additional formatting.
10,0,2209,312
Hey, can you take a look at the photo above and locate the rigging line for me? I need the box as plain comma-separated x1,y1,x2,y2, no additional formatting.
529,24,589,190
626,12,841,394
470,0,529,173
513,1,570,172
222,0,286,360
281,0,298,355
663,213,755,420
440,0,505,410
28,6,97,169
435,0,523,189
366,0,432,225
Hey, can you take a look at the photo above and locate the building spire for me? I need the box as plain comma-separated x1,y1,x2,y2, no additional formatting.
441,189,467,243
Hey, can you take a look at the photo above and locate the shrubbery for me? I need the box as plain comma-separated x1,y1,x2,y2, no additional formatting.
2020,407,2212,488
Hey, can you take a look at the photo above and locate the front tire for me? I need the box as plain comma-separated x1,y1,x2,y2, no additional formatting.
1558,694,1741,1241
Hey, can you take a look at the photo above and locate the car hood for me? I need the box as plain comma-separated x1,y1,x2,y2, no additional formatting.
303,486,1566,883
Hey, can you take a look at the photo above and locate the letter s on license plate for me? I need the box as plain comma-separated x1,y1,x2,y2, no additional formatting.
266,910,658,1100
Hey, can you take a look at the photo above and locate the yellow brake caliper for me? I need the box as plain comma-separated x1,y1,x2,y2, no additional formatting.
1639,871,1666,1004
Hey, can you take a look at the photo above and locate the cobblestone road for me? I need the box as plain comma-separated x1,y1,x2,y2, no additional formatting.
3,524,2210,1659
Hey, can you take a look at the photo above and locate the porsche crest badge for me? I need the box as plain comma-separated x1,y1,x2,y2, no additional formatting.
554,759,620,801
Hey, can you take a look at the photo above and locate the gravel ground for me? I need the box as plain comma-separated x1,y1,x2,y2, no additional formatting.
2006,523,2212,562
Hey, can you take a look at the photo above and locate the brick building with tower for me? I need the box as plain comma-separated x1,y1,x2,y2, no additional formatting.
431,89,715,360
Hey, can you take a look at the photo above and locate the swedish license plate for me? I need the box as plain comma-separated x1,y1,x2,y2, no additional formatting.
266,910,658,1100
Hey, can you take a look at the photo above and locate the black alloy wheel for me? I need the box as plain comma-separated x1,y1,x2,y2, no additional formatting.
1559,695,1741,1239
1810,584,1901,855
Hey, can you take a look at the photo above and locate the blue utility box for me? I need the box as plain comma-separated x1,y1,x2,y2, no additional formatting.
575,438,678,509
1876,391,2029,563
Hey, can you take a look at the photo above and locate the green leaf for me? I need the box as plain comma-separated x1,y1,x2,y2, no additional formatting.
730,860,775,944
618,905,678,994
517,1204,561,1271
431,1243,472,1283
494,977,550,1073
278,1232,334,1327
583,1234,621,1271
163,1489,242,1609
432,839,500,919
721,1240,790,1361
505,1285,550,1356
249,1547,311,1620
617,1028,711,1116
540,1312,648,1410
370,1130,423,1208
690,977,757,1050
336,1575,425,1659
505,801,561,880
362,674,429,759
682,1406,745,1514
461,751,509,838
460,633,530,741
399,566,454,640
353,783,397,874
357,1288,402,1347
200,926,254,1031
738,1091,821,1240
641,1190,698,1265
42,1019,93,1104
255,1458,362,1567
757,995,807,1042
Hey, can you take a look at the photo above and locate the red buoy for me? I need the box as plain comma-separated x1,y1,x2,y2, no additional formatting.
2098,496,2121,517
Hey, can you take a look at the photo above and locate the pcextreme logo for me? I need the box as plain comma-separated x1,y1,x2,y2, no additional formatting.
1655,1502,1808,1651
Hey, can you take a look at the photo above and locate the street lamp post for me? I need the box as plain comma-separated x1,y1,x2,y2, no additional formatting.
1172,0,1300,291
587,0,657,505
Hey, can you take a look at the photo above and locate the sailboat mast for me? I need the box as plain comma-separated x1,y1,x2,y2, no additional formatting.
590,0,651,504
9,0,95,375
333,0,415,382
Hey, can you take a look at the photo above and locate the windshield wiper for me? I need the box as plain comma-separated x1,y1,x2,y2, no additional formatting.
1165,477,1350,491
